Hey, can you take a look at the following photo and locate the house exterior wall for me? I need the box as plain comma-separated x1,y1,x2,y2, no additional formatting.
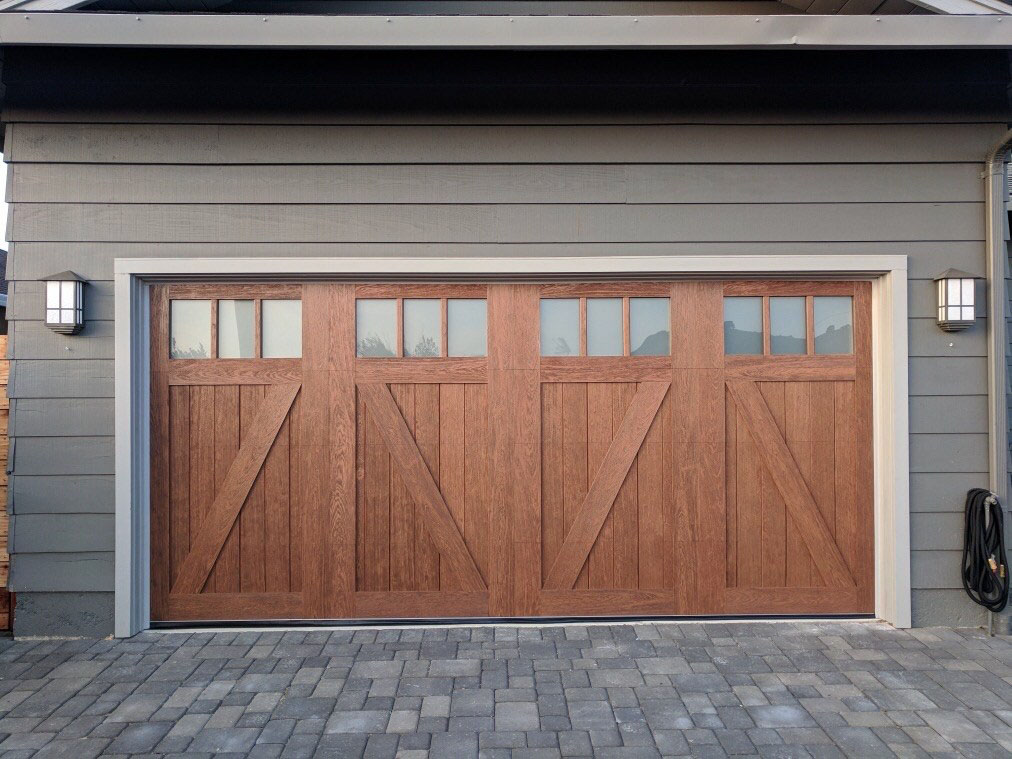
2,47,1007,636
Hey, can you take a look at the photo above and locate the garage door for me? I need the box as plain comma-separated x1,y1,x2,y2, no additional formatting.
149,280,873,622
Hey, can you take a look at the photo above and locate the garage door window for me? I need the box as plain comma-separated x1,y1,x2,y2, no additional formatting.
723,291,853,356
168,289,302,360
540,294,670,357
357,296,487,358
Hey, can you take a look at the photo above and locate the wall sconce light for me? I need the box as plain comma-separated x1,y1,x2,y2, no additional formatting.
934,269,981,333
42,271,86,335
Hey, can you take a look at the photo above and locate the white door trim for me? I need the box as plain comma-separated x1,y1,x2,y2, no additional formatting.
114,254,910,637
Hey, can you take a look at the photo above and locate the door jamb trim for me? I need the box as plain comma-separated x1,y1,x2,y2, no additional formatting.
114,254,910,637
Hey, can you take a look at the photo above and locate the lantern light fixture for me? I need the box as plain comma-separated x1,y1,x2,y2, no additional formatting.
41,271,86,335
934,268,981,333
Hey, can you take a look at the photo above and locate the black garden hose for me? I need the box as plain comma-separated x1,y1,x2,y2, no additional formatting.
961,488,1009,613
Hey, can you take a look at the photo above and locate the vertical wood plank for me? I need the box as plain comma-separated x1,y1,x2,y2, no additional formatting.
414,383,441,590
612,382,639,589
660,391,675,591
329,284,357,615
300,283,333,617
213,385,240,592
439,384,466,590
239,385,266,593
587,382,613,589
853,281,875,608
671,281,725,614
150,286,171,618
464,384,490,583
541,383,564,584
488,283,541,616
834,382,858,584
168,386,190,587
355,394,368,592
389,384,416,591
760,382,787,588
736,405,762,589
563,383,590,589
288,392,303,592
189,385,216,592
264,410,290,592
364,394,390,591
637,383,664,589
785,382,813,586
811,381,838,552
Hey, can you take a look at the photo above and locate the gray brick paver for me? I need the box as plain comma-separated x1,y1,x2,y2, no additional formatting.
2,621,1012,757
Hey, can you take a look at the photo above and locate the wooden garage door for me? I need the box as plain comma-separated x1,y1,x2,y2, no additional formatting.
150,280,872,622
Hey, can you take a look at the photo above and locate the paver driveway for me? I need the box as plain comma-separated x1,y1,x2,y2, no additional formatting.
1,621,1012,757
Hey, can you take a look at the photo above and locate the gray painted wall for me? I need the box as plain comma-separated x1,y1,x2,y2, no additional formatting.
2,48,1007,636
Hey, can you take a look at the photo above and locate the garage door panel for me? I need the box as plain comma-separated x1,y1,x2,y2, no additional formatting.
151,279,873,622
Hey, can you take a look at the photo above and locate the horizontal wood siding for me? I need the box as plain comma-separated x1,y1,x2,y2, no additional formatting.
5,113,1000,628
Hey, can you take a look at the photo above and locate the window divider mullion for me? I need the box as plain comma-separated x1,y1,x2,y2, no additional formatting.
579,297,587,356
806,295,815,355
762,295,770,356
254,298,262,359
441,297,448,357
623,296,631,356
210,298,219,359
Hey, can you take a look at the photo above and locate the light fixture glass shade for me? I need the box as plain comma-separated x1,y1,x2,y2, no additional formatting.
934,269,979,332
42,272,85,335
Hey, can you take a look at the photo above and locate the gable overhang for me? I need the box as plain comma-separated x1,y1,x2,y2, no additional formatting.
1,13,1012,49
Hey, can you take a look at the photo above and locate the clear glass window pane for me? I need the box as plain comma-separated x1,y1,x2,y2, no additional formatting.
170,299,211,359
770,297,806,355
218,299,255,358
356,299,396,357
404,299,441,357
447,299,487,357
814,296,853,354
46,281,60,309
262,299,302,358
540,298,580,356
630,297,669,356
724,297,762,355
586,298,623,356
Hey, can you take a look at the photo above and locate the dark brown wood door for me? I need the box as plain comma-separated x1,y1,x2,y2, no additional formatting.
150,280,873,622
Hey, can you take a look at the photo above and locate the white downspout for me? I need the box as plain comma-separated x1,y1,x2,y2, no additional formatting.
985,131,1012,506
984,130,1012,635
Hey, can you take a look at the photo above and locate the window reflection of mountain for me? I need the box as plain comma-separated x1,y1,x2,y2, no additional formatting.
631,330,670,356
815,324,852,354
724,325,761,355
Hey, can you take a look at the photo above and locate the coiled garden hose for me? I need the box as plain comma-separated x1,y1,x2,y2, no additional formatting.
961,488,1009,613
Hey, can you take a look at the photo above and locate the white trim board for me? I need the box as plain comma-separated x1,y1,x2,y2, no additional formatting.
5,14,1012,50
113,254,911,637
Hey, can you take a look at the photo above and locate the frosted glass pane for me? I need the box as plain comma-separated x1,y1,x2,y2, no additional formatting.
404,299,441,357
961,279,975,308
948,278,961,304
962,306,974,320
262,299,302,358
170,300,211,359
46,309,59,323
770,297,806,355
630,298,669,356
356,299,396,357
724,297,762,355
447,299,487,357
217,300,254,358
587,298,622,356
61,281,75,308
814,296,853,354
46,282,60,308
540,299,579,356
60,309,75,324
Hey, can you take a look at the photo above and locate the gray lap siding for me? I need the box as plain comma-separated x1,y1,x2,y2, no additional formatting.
3,112,1002,633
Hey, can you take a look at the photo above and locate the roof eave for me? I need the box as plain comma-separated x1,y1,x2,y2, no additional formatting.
1,13,1012,49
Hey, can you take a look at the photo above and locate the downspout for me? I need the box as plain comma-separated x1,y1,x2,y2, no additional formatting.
984,129,1012,634
984,130,1012,506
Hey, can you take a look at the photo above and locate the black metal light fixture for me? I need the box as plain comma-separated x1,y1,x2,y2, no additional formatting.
934,269,981,333
41,271,86,335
